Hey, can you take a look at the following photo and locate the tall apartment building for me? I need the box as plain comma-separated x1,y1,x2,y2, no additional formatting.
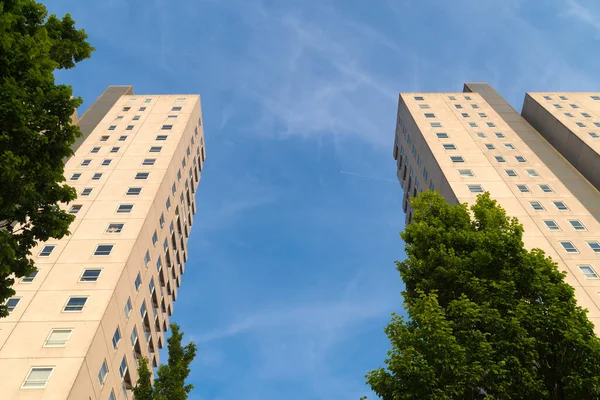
522,92,600,193
0,86,206,400
393,82,600,335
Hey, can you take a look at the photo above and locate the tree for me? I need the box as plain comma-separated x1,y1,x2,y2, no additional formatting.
133,323,197,400
0,0,93,316
365,191,600,400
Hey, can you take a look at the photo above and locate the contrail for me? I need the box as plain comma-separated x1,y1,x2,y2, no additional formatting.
340,170,396,183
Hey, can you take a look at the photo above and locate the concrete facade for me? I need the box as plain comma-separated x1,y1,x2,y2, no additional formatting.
0,87,206,400
522,92,600,195
393,82,600,335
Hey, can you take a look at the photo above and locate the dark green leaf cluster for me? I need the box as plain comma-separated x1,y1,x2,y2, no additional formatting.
133,323,198,400
0,0,93,316
365,191,600,399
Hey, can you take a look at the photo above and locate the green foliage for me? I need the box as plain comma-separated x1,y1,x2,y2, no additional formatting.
365,191,600,399
132,323,197,400
0,0,93,316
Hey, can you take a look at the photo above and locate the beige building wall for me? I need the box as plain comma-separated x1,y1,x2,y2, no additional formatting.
522,92,600,194
393,83,600,335
0,87,206,400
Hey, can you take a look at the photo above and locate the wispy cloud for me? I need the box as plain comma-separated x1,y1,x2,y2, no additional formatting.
564,0,600,32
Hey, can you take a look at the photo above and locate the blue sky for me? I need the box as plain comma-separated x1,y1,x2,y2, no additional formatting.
49,0,600,398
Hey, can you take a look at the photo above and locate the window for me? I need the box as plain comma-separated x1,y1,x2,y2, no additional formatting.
495,132,505,138
495,156,506,163
166,197,171,210
553,201,569,211
134,273,142,291
569,103,578,108
505,169,517,177
515,156,527,163
39,245,55,257
92,173,103,180
156,257,163,271
591,96,600,100
161,125,173,130
64,297,88,312
543,95,552,100
100,136,109,142
70,173,81,181
152,231,158,246
44,329,72,348
471,104,479,109
142,158,156,166
467,184,484,193
124,298,132,318
21,270,38,283
117,204,133,213
126,187,142,196
171,183,176,195
436,133,449,138
22,367,54,389
582,113,591,118
106,223,124,233
454,104,463,109
115,116,123,121
589,132,600,138
170,221,174,234
109,390,116,400
478,113,487,118
94,245,114,256
69,205,82,214
450,156,464,163
156,135,169,141
112,327,121,349
135,172,149,180
139,107,147,111
486,122,496,127
576,122,586,127
538,184,553,193
414,96,424,101
144,98,152,103
458,169,474,177
560,241,578,253
108,125,116,131
119,357,128,378
595,123,600,127
554,104,562,109
448,96,456,100
485,143,495,150
132,115,141,121
81,188,93,196
81,159,91,166
588,241,600,253
569,220,586,231
149,146,162,153
476,132,487,138
529,201,544,211
172,106,182,111
430,122,442,128
424,113,435,118
122,106,131,112
110,147,120,153
6,297,20,312
130,327,138,347
579,265,599,279
516,184,530,193
461,113,469,118
464,96,472,100
98,360,108,386
559,96,568,100
526,169,539,177
144,250,151,267
101,159,112,166
159,213,165,228
80,269,102,282
90,147,100,153
504,144,516,150
469,122,478,127
543,220,560,231
163,238,169,252
125,125,134,131
564,113,574,118
419,104,430,109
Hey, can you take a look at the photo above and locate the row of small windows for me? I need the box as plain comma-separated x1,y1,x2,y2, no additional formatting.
429,121,497,129
544,95,600,101
457,168,540,178
442,142,517,151
450,155,528,163
91,145,163,154
464,182,553,193
435,131,508,139
112,114,178,123
414,95,473,101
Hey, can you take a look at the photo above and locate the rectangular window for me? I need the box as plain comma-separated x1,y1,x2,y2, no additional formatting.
591,96,600,100
156,135,169,141
90,147,100,154
476,132,487,138
464,96,472,100
495,132,505,138
424,113,435,118
39,245,55,257
560,241,578,253
79,269,102,282
144,98,152,103
112,327,121,349
454,104,463,109
471,104,479,109
64,297,88,312
538,184,553,193
110,147,120,153
564,113,574,118
94,245,114,256
132,115,141,121
159,213,165,228
124,298,132,318
469,122,478,127
144,250,151,267
70,173,81,181
414,96,424,101
504,144,516,150
582,113,591,118
166,197,171,210
458,169,474,177
118,135,127,141
115,116,123,121
560,96,568,100
119,357,128,378
109,391,116,400
588,241,600,253
149,146,162,153
81,159,91,166
161,125,173,130
172,106,182,111
526,169,539,177
543,95,552,100
467,184,484,193
6,297,21,312
114,204,135,215
126,187,142,196
130,327,138,347
543,220,560,231
101,159,112,166
485,143,495,150
122,107,130,112
139,107,146,111
134,172,149,180
516,184,530,193
554,104,562,109
461,113,469,118
529,201,544,211
569,103,578,108
44,329,73,348
106,223,124,233
22,367,54,389
595,123,600,127
450,156,464,163
163,238,169,252
21,270,38,283
152,231,158,246
134,273,142,291
69,205,82,214
100,136,109,142
569,220,586,231
430,122,442,128
486,122,496,127
436,133,449,139
589,132,600,138
478,113,487,118
80,188,93,196
553,201,569,211
142,158,156,166
98,360,108,386
579,265,599,279
576,122,586,127
448,96,456,100
515,156,527,163
167,114,178,119
91,173,103,182
505,169,517,177
495,156,506,163
108,125,116,131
